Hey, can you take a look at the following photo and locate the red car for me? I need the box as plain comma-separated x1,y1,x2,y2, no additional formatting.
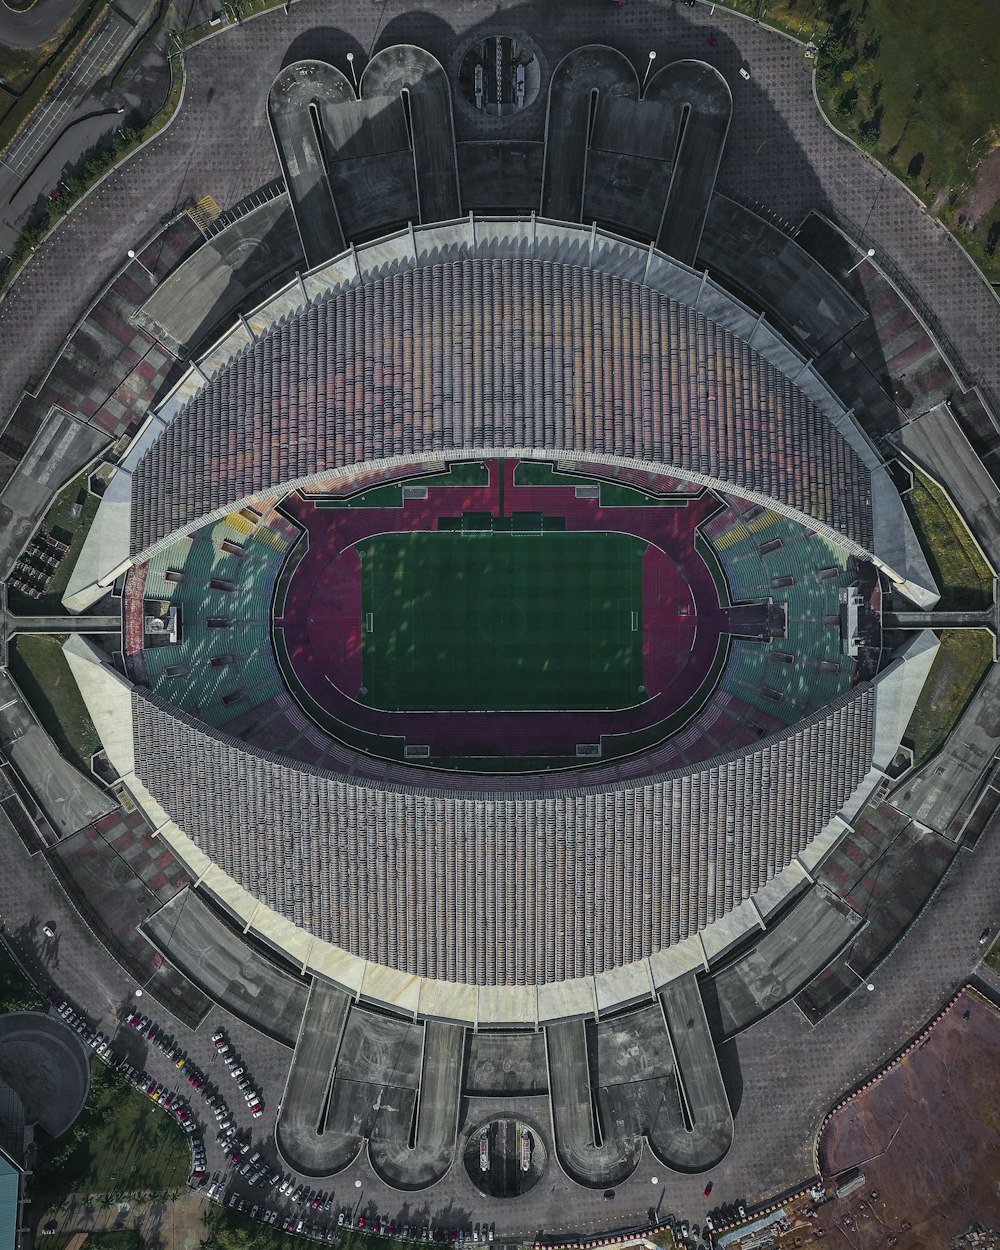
704,1181,714,1197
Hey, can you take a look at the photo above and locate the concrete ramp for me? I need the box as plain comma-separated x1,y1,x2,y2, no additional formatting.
369,1019,463,1189
645,61,732,266
276,979,361,1175
268,61,350,266
541,46,638,223
361,46,460,226
651,973,732,1171
545,1018,642,1187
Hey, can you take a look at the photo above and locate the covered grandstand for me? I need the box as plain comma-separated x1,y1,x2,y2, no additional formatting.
127,256,872,554
130,685,874,988
65,213,933,1024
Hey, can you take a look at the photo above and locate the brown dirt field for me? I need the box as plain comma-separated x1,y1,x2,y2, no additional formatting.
815,989,1000,1249
964,144,1000,225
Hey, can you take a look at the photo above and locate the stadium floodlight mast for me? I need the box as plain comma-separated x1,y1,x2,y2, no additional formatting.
845,963,875,992
847,246,876,275
346,51,359,93
127,248,153,279
643,50,657,91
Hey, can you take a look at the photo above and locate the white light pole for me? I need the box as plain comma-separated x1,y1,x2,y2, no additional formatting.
346,51,358,93
847,246,875,275
642,50,657,92
127,248,153,279
845,963,875,992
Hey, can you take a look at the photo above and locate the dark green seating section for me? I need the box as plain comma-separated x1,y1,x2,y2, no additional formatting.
705,502,856,727
142,512,299,728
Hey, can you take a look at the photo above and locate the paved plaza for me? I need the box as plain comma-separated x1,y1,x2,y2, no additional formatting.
1,0,1000,1243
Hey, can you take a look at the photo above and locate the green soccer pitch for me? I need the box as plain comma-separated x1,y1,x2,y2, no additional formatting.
358,531,646,712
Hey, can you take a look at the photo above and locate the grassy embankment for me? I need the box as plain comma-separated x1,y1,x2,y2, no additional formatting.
901,466,994,612
8,634,101,775
896,465,995,768
34,1060,189,1207
201,1210,445,1250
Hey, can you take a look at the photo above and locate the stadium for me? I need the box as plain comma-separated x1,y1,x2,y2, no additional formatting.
3,18,997,1223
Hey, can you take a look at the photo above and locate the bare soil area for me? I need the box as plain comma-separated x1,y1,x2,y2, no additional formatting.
816,988,1000,1248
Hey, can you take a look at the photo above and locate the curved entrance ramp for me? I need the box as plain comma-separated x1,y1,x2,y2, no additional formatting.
650,972,734,1171
545,1018,643,1187
644,60,732,265
276,980,362,1176
278,980,462,1185
369,1019,463,1189
268,61,351,266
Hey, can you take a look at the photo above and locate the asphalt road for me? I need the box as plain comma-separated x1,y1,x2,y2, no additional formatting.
0,0,84,49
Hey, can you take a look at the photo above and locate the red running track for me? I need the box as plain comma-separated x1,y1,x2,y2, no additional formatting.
277,459,728,759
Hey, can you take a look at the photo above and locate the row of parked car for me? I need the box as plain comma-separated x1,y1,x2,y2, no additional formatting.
56,1000,115,1056
56,1000,208,1180
216,1191,498,1247
213,1028,264,1118
352,1219,496,1244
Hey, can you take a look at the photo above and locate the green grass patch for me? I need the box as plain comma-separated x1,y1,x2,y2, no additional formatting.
810,0,1000,279
201,1210,396,1250
596,482,685,507
0,942,46,1012
903,629,994,768
513,460,686,505
318,461,489,509
35,1058,189,1203
48,1232,143,1250
900,465,994,610
7,469,101,615
0,44,48,96
360,531,646,711
513,461,595,489
8,635,101,775
715,0,828,40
